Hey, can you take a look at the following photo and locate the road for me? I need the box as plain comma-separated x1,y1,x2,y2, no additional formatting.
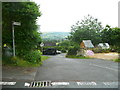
34,53,119,88
35,53,118,81
2,53,119,88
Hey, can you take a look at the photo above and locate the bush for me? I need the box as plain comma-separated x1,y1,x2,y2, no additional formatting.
6,56,42,67
67,46,79,55
110,46,120,53
113,59,120,62
2,49,42,66
61,48,67,53
2,56,13,65
23,50,41,64
92,48,110,53
66,55,90,59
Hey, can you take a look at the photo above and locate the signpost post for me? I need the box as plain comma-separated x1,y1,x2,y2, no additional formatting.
12,21,21,57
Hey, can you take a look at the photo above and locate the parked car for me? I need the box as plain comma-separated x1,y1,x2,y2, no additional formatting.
56,50,62,54
43,48,57,55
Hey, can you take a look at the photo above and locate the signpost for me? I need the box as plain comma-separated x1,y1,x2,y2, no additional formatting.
12,21,21,57
40,42,44,53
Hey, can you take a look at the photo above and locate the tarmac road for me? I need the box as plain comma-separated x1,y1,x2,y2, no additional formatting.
2,53,119,88
35,53,118,82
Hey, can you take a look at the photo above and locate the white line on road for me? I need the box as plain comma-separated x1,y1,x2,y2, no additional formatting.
89,63,118,72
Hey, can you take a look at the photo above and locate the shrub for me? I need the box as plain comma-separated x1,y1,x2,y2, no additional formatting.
23,50,41,64
92,48,110,53
2,56,13,65
7,56,42,67
67,46,79,55
110,46,120,53
113,59,120,62
66,55,90,59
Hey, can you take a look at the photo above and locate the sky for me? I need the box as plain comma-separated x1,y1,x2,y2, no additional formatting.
33,0,119,32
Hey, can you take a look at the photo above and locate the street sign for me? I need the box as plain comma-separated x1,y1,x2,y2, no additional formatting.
13,22,21,26
40,42,44,47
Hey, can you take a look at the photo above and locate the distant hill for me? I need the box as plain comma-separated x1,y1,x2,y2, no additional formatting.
41,32,70,41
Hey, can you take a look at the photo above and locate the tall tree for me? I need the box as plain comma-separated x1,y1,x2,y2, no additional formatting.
2,2,41,56
101,25,120,46
68,15,103,45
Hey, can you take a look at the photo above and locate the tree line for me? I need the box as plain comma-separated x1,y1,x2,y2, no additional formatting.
67,15,120,51
2,2,42,65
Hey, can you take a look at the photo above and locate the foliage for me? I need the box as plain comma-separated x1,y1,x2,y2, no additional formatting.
41,32,70,41
3,54,50,67
113,59,120,62
101,25,120,47
43,46,69,53
2,2,42,63
68,15,103,45
2,56,42,67
2,56,13,65
92,48,110,53
110,46,120,53
59,40,73,47
41,55,50,61
43,46,61,50
67,45,80,55
66,55,90,59
23,50,41,64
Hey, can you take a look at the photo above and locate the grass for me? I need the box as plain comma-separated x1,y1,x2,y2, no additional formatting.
41,55,50,61
2,55,50,67
113,59,120,62
66,55,91,59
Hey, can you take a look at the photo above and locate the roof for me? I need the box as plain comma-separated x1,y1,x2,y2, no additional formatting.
98,43,110,49
82,40,94,48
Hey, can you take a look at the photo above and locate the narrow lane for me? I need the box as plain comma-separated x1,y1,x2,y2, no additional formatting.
34,53,118,82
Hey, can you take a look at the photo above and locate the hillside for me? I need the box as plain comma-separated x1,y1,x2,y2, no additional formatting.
41,32,70,41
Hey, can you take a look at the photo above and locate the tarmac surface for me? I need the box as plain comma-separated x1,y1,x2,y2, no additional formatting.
2,66,38,82
2,53,119,88
35,53,118,82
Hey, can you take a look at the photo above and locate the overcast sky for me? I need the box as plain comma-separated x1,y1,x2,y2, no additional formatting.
33,0,119,32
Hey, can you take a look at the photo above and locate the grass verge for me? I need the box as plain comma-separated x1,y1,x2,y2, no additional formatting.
2,55,50,67
113,59,120,62
66,55,91,59
41,55,50,61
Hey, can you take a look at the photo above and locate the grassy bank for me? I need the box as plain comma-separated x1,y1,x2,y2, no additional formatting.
66,55,91,59
2,55,50,67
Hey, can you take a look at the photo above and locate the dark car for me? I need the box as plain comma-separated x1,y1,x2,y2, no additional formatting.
43,48,57,55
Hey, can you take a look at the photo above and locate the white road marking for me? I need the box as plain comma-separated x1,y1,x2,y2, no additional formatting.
103,82,118,86
77,82,97,85
24,83,30,87
51,82,69,85
0,82,16,85
89,63,118,72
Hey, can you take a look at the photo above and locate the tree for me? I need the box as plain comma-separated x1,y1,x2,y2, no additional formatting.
68,15,103,45
101,25,120,47
2,2,42,61
59,40,71,47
